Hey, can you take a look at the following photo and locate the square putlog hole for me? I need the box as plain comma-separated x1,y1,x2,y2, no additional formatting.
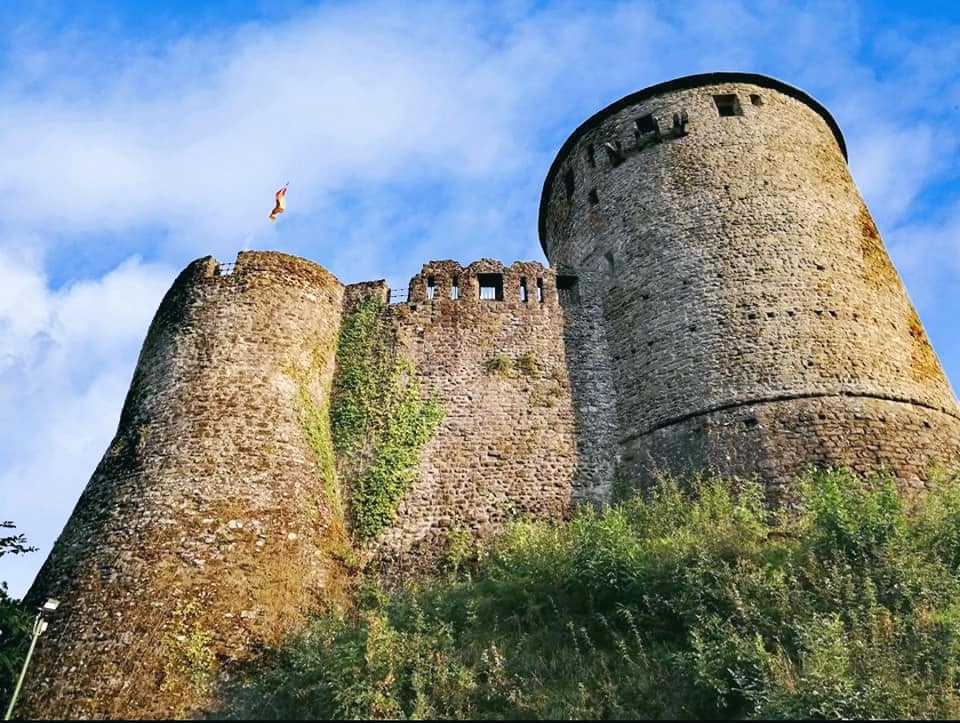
713,94,743,117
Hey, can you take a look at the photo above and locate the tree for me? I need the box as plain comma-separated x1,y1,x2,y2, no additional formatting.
0,522,36,712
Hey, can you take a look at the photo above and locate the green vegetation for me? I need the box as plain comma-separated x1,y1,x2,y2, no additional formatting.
329,297,443,541
330,297,389,460
484,353,512,376
0,521,35,714
516,351,539,377
229,469,960,720
350,359,443,541
530,382,564,408
162,600,217,696
299,387,338,507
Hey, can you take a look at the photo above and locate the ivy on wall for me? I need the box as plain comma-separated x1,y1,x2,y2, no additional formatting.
299,388,338,507
330,296,387,459
329,296,444,542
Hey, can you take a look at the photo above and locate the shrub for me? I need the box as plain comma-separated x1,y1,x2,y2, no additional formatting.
228,469,960,720
0,522,36,714
484,354,512,376
516,351,539,377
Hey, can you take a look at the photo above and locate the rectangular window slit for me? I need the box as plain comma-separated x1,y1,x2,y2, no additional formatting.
536,278,544,304
478,273,503,301
713,94,742,117
634,114,657,134
586,144,596,167
426,276,436,300
588,188,599,205
750,93,763,106
557,275,579,304
520,276,528,302
450,277,459,300
603,141,624,167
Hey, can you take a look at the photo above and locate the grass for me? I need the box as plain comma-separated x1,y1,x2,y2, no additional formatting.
226,467,960,720
484,353,512,376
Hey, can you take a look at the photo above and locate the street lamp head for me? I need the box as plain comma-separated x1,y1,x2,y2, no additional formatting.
41,598,60,613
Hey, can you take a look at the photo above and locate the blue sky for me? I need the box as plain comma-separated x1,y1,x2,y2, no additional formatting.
2,0,960,596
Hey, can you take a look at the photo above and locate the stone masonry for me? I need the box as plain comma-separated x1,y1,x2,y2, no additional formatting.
19,72,960,718
20,253,346,718
541,71,960,497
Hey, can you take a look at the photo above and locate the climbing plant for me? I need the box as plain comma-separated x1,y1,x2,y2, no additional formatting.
299,387,337,507
330,296,392,462
329,296,444,541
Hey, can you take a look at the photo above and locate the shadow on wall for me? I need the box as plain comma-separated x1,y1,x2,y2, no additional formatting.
556,269,620,504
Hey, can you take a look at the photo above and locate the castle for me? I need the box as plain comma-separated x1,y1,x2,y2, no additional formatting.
19,72,960,719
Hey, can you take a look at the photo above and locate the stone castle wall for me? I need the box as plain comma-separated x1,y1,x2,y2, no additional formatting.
540,72,960,493
22,252,347,719
21,253,591,719
372,260,582,568
19,72,960,720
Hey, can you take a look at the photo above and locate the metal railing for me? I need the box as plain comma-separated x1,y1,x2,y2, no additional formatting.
388,288,409,304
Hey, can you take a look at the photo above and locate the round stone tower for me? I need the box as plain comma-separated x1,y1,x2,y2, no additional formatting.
20,252,345,719
540,72,960,495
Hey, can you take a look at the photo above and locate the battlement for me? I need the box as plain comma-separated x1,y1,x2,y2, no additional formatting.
196,252,569,311
197,250,344,288
538,72,846,253
403,259,560,306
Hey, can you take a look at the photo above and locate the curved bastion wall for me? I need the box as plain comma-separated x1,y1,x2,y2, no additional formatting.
21,252,346,719
539,72,960,494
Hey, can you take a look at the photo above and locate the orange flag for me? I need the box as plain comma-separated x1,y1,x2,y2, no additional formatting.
269,183,288,222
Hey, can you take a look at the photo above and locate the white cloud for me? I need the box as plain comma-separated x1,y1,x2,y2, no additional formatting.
0,254,174,596
0,3,544,247
848,124,944,229
887,200,960,308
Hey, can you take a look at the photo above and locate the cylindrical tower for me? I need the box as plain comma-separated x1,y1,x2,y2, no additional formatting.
20,251,345,719
541,72,960,495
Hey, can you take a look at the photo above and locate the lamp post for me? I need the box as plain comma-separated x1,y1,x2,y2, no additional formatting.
4,598,59,721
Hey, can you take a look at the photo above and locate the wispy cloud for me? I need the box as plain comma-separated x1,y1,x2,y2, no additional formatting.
0,254,174,595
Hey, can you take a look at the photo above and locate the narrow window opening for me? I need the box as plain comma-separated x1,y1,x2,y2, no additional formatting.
713,94,742,117
586,144,596,167
426,276,436,300
671,110,689,137
603,140,624,167
536,278,544,304
750,93,763,106
450,277,460,300
557,275,579,304
604,251,615,272
588,188,599,205
634,114,657,134
563,168,575,199
520,276,528,302
478,273,503,301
